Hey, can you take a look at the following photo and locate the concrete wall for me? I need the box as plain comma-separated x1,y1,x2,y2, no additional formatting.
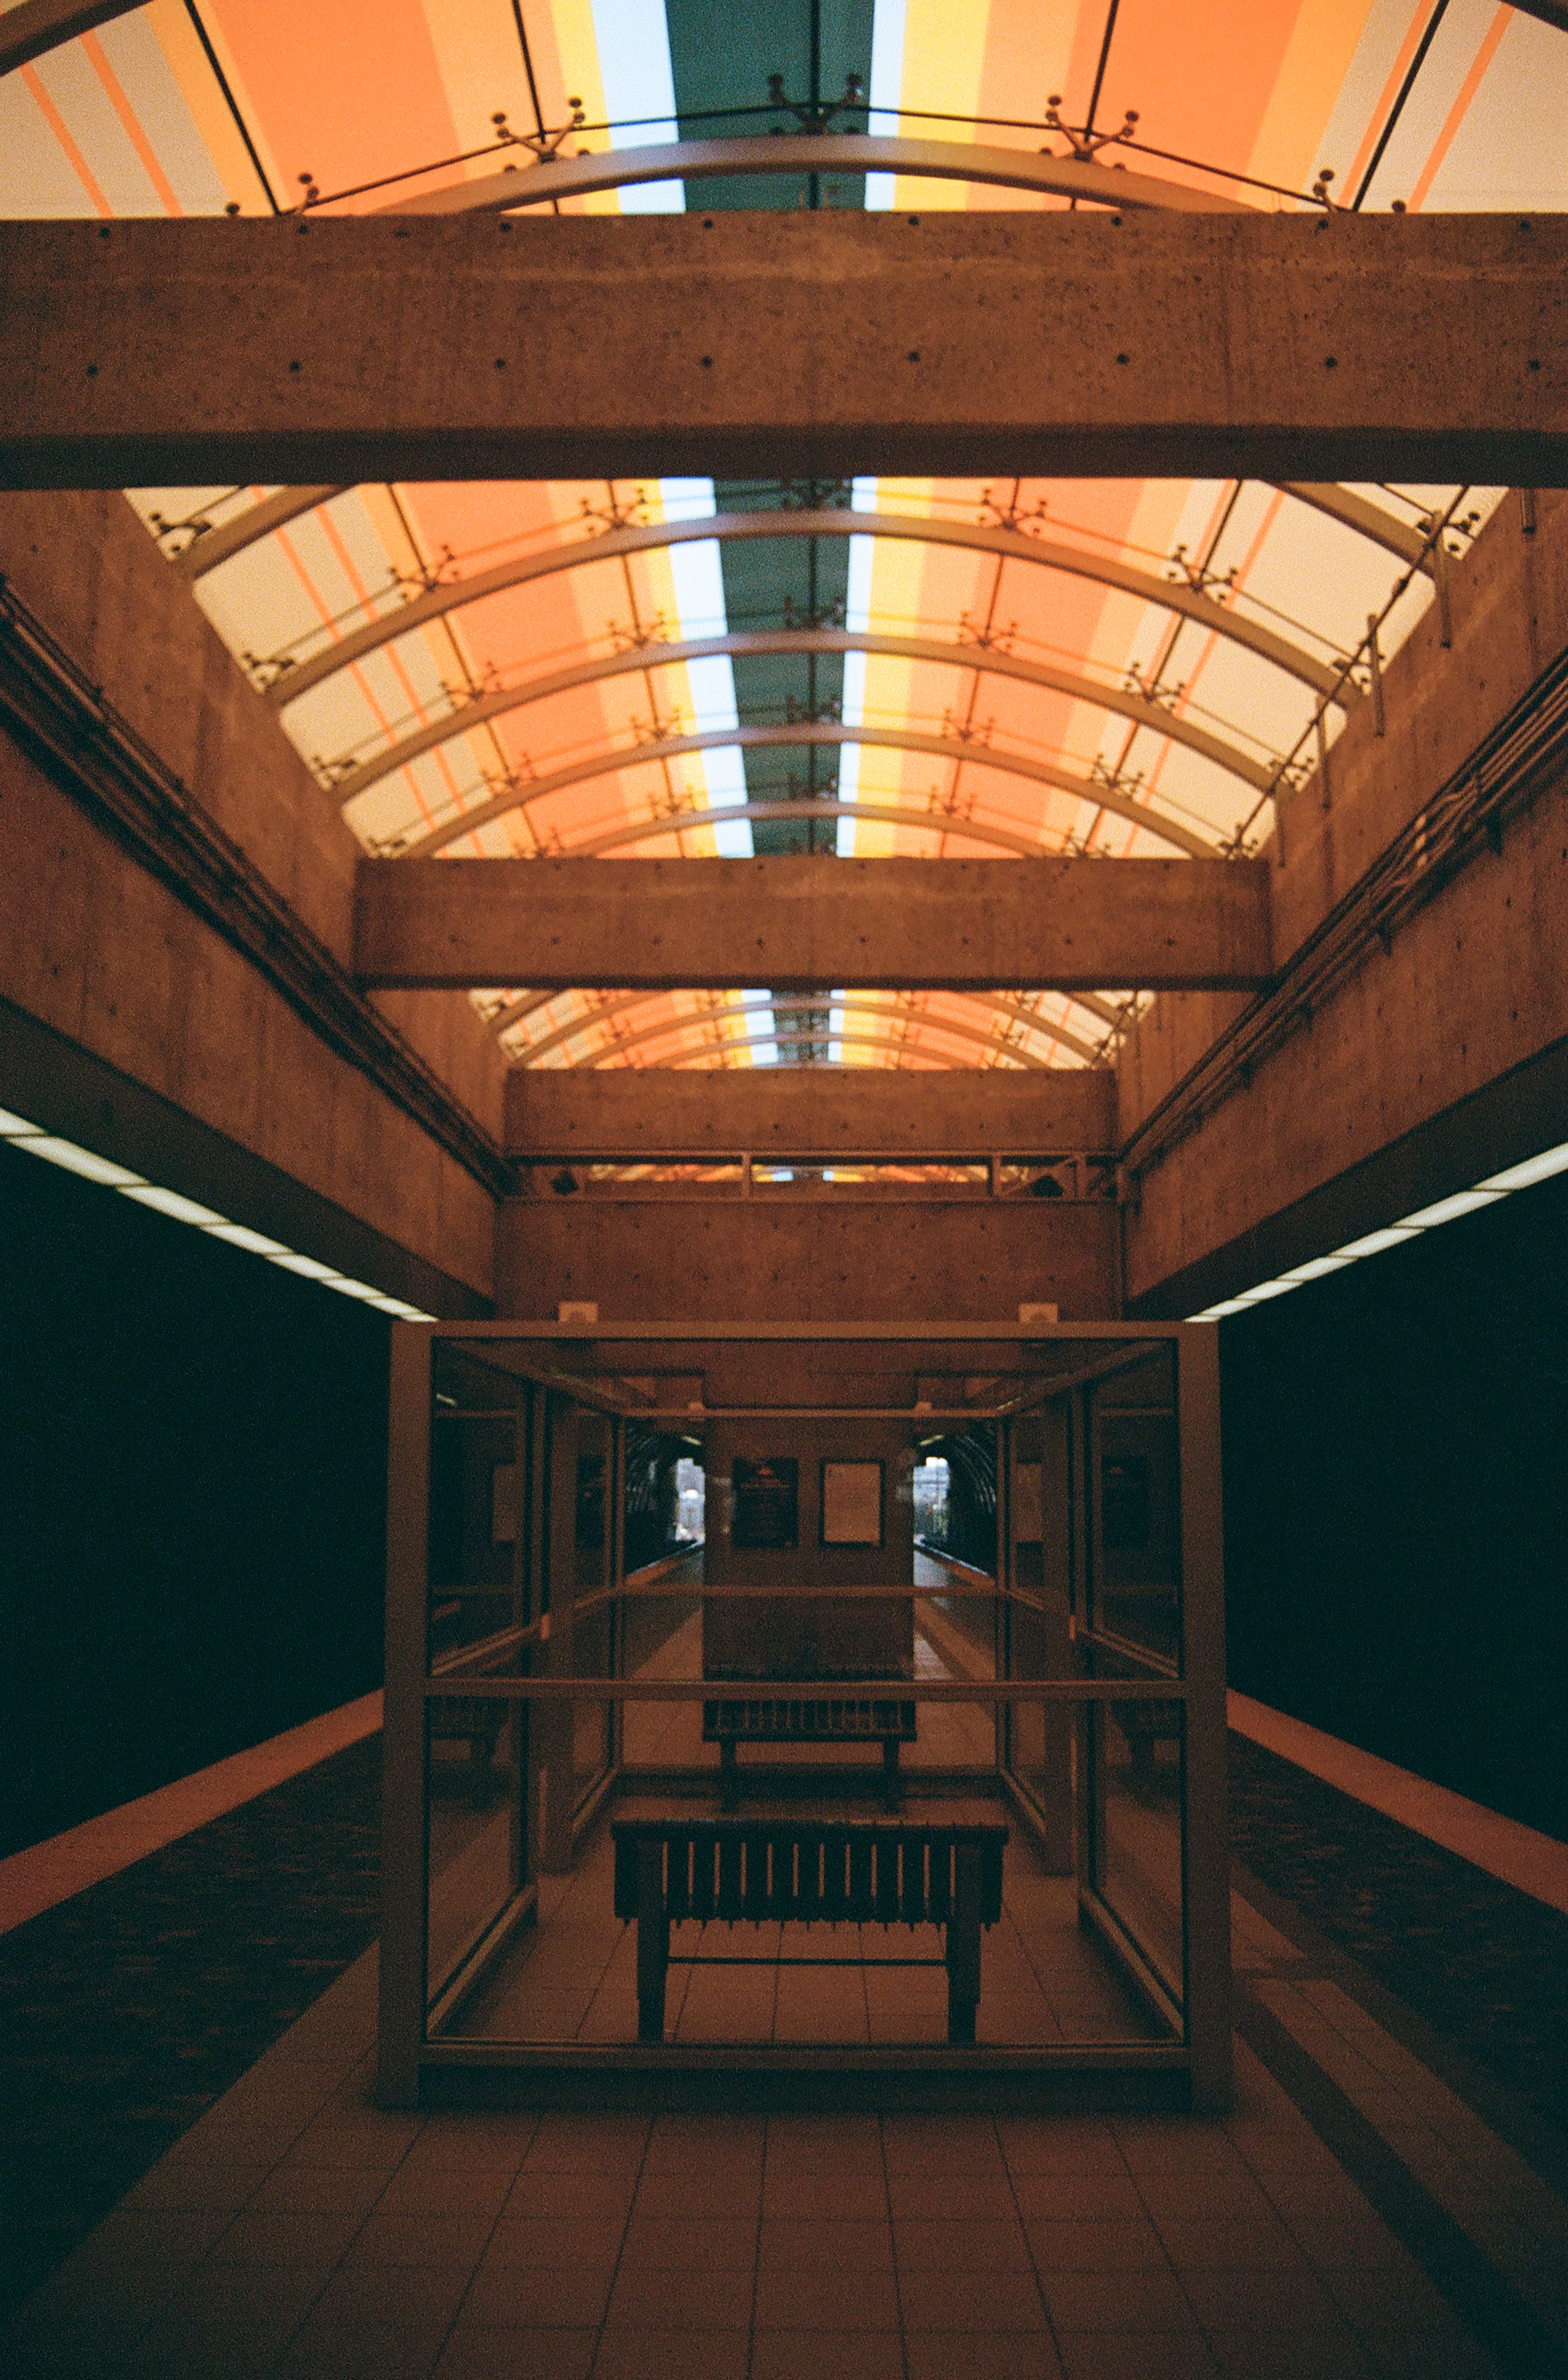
702,1416,915,1683
0,491,504,1296
497,1195,1120,1323
1119,490,1568,1304
507,1063,1115,1159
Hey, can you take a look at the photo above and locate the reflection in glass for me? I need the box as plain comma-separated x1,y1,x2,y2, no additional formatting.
1092,1350,1181,1666
1094,1696,1186,2014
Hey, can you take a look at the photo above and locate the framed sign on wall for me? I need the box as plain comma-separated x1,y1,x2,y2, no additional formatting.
821,1459,885,1548
730,1456,799,1548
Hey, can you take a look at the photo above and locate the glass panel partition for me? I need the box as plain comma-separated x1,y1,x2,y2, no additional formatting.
381,1325,1227,2107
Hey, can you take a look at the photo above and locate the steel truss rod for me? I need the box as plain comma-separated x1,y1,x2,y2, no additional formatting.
396,722,1221,861
383,131,1250,220
511,987,1104,1069
267,510,1353,715
327,626,1274,805
669,1032,1002,1072
172,483,1432,608
553,998,1059,1073
1276,484,1432,571
495,961,1128,1047
171,486,352,579
560,797,1053,863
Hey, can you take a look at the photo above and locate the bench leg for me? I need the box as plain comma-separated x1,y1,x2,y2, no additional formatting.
882,1735,901,1813
719,1738,739,1814
636,1841,669,2043
946,1842,982,2045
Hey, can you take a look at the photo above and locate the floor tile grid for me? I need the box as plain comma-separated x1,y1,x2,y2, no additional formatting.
1252,1969,1568,2347
2,2067,1514,2380
463,1793,1152,2051
1214,2046,1508,2378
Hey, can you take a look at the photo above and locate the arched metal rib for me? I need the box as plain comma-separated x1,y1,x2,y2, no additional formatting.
328,626,1274,806
675,1034,957,1072
564,797,1049,861
183,479,1432,624
174,487,352,580
382,133,1252,220
268,509,1353,714
551,999,1054,1072
510,987,1102,1069
489,972,1125,1042
394,722,1219,860
1277,484,1432,570
0,0,137,76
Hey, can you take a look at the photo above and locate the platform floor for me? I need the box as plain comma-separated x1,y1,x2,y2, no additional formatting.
456,1791,1160,2049
5,1679,1568,2376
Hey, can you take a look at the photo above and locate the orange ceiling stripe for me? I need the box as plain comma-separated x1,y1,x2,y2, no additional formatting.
1407,5,1512,212
80,29,184,214
20,61,113,215
205,0,460,206
1340,0,1430,197
1102,486,1287,858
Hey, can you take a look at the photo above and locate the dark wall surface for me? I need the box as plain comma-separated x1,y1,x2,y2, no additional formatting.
1221,1166,1568,1844
0,1139,389,1858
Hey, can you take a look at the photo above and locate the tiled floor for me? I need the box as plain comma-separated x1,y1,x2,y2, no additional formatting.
457,1791,1160,2048
9,1659,1568,2380
2,1961,1518,2380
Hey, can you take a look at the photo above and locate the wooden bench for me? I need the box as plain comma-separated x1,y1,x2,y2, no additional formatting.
612,1817,1007,2044
701,1694,918,1811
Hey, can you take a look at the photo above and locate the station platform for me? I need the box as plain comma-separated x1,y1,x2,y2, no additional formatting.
3,1689,1566,2379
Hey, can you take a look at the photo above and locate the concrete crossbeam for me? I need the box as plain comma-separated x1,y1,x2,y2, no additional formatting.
506,1066,1115,1159
353,856,1273,994
0,214,1562,487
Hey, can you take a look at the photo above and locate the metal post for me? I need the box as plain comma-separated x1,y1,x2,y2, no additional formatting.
636,1838,669,2041
994,1416,1011,1773
539,1393,580,1872
1431,529,1453,648
377,1324,433,2107
946,1841,982,2043
609,1412,625,1768
1366,615,1385,739
1177,1324,1233,2113
1315,708,1332,811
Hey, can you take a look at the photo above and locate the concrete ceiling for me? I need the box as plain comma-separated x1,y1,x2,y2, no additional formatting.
4,0,1562,1084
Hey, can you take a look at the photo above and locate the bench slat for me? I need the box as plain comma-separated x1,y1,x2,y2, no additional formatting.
612,1817,1006,1927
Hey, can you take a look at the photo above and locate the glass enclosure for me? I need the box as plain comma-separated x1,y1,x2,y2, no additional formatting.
380,1324,1229,2110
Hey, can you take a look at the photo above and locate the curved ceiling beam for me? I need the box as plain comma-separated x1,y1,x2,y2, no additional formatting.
174,487,352,580
270,509,1352,715
397,722,1220,861
329,627,1274,807
1276,483,1432,571
0,0,137,75
490,971,1125,1042
385,133,1253,222
555,999,1050,1073
510,987,1102,1070
675,1034,956,1073
174,480,1433,607
566,797,1049,862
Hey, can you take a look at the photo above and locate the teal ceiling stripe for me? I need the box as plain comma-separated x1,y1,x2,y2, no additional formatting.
662,1,877,208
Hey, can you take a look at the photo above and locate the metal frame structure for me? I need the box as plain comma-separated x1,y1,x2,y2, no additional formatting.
397,718,1224,861
266,508,1353,715
172,476,1429,588
378,1319,1230,2113
327,629,1274,808
509,990,1104,1070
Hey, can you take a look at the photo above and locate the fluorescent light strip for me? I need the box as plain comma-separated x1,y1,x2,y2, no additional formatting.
0,1107,434,1320
1187,1138,1568,1321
